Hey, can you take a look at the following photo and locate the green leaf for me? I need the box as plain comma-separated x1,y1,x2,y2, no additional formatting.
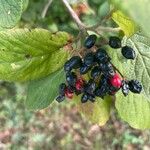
0,0,22,29
26,69,65,110
112,10,136,37
75,96,112,126
111,0,150,37
116,91,150,129
0,29,70,82
107,33,150,99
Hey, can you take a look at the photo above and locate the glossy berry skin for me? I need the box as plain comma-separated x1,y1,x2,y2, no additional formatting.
109,36,121,49
100,62,115,77
84,34,97,49
108,86,119,95
75,79,84,91
91,66,101,79
56,95,65,103
88,94,95,102
95,48,110,64
128,80,142,94
64,56,82,72
95,75,109,98
66,72,77,86
81,94,89,103
122,80,129,96
65,88,74,99
83,52,95,67
80,64,90,74
110,73,122,88
59,83,66,96
121,46,136,60
84,79,96,95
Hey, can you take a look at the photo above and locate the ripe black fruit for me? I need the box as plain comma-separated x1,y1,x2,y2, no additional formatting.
66,72,77,86
84,34,97,49
81,94,89,103
84,79,96,95
56,95,65,103
121,46,136,60
128,80,142,94
109,36,121,49
100,62,115,77
80,64,90,74
122,80,129,96
83,52,95,67
95,75,109,98
95,48,110,64
88,94,95,102
59,83,66,96
91,66,101,79
64,56,82,72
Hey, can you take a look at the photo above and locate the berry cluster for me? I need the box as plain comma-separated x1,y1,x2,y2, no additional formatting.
56,35,142,103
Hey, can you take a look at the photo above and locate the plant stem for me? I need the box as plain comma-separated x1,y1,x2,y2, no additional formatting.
61,0,121,34
61,0,86,30
41,0,53,18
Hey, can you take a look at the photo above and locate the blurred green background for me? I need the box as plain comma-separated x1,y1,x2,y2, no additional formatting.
0,0,150,149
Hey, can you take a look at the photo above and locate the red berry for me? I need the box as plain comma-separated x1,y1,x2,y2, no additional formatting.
65,88,74,99
110,73,122,88
75,79,84,91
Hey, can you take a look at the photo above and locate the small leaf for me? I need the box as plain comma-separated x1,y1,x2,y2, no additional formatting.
75,96,112,126
112,10,136,37
116,91,150,129
0,0,23,29
0,29,70,82
111,0,150,37
26,69,65,110
107,33,150,99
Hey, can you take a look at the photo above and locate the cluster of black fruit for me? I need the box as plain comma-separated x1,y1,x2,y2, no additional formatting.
56,34,142,103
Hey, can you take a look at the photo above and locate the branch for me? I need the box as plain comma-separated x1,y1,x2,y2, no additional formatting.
61,0,86,30
41,0,53,18
61,0,121,34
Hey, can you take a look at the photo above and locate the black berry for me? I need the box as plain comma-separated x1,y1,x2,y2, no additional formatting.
84,34,97,49
122,80,129,96
100,62,115,77
109,36,121,49
128,80,142,94
81,94,89,103
84,79,96,95
91,66,101,79
66,72,77,86
64,56,82,72
95,48,110,64
56,95,65,103
83,52,95,67
80,64,90,74
121,46,136,60
59,83,66,96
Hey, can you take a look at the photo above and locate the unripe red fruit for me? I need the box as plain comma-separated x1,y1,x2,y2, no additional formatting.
75,79,84,91
110,73,122,88
65,88,74,99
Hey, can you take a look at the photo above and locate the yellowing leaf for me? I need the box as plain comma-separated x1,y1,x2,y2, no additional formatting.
112,10,136,37
75,96,112,126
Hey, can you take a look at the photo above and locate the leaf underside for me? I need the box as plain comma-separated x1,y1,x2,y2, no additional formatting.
26,69,65,110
